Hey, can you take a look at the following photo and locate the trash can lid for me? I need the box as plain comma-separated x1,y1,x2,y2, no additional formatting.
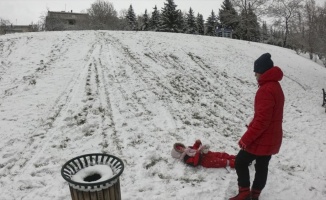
61,153,124,191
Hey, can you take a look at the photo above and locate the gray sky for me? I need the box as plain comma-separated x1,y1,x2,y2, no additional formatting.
0,0,224,25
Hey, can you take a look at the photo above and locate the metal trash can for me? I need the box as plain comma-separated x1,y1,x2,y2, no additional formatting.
61,153,124,200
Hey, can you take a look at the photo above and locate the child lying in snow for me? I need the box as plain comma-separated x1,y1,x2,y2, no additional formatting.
171,139,236,168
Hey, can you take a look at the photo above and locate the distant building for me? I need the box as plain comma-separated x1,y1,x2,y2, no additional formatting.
1,25,34,34
45,10,89,31
216,27,233,38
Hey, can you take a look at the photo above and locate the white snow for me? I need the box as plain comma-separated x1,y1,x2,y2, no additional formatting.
0,30,325,200
71,165,113,184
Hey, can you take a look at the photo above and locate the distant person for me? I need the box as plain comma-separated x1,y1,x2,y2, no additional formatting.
171,139,236,168
229,53,285,200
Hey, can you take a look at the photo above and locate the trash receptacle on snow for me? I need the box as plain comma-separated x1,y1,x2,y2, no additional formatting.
61,153,124,200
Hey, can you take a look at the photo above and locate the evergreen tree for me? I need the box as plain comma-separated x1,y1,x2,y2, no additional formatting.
219,0,239,30
176,10,187,33
186,7,197,34
247,5,260,41
149,5,160,31
142,9,150,31
160,0,180,32
269,28,283,47
205,10,218,36
126,4,137,30
196,13,205,35
237,3,260,41
261,21,269,42
237,9,248,40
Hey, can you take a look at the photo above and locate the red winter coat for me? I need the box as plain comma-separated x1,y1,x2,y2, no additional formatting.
241,66,285,156
183,140,235,168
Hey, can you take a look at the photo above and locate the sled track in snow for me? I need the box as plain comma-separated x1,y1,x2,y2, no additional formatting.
2,36,99,180
17,33,123,171
104,33,248,142
0,34,76,105
96,44,123,155
104,34,176,120
1,32,130,199
284,74,310,91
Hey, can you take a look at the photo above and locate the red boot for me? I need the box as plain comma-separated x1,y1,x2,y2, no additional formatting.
229,159,235,168
251,189,261,200
229,187,250,200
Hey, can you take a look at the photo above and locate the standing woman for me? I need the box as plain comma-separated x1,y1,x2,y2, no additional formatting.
229,53,285,200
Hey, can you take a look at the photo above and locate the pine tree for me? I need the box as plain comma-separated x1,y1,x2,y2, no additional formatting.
237,8,247,40
219,0,239,29
176,10,186,33
196,13,205,35
186,7,197,34
142,9,150,31
205,10,217,36
261,21,269,42
126,4,137,30
160,0,180,32
237,3,260,41
149,5,160,31
247,5,260,41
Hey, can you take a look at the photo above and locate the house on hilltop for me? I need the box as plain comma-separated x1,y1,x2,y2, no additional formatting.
216,27,233,38
45,10,89,31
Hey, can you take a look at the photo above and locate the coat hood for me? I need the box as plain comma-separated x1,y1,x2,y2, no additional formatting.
258,66,283,86
171,143,185,159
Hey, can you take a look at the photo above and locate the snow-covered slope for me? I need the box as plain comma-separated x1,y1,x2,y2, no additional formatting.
0,31,325,200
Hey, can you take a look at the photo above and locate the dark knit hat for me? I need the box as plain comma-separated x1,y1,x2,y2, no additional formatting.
254,53,274,74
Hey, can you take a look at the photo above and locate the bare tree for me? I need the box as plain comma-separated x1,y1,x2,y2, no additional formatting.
304,0,322,60
37,11,49,31
268,0,304,47
0,18,11,34
286,10,305,53
317,4,326,66
231,0,269,17
87,0,119,30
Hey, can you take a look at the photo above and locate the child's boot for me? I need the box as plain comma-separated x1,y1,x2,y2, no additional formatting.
229,159,235,168
229,186,250,200
251,188,261,200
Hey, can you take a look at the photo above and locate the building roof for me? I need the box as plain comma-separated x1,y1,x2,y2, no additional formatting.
48,11,88,16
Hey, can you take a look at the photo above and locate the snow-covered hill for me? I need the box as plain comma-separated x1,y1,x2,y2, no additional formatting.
0,31,325,200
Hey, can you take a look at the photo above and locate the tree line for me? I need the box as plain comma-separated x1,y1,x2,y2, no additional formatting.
1,0,325,66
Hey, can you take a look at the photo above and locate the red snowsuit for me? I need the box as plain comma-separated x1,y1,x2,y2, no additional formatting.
182,140,236,168
241,66,285,155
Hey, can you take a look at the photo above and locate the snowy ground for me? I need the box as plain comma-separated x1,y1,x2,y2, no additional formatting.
0,31,325,200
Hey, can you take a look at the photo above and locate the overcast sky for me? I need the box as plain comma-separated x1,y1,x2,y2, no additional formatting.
0,0,224,25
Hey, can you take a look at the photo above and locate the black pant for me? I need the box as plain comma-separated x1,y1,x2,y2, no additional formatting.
235,150,272,190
